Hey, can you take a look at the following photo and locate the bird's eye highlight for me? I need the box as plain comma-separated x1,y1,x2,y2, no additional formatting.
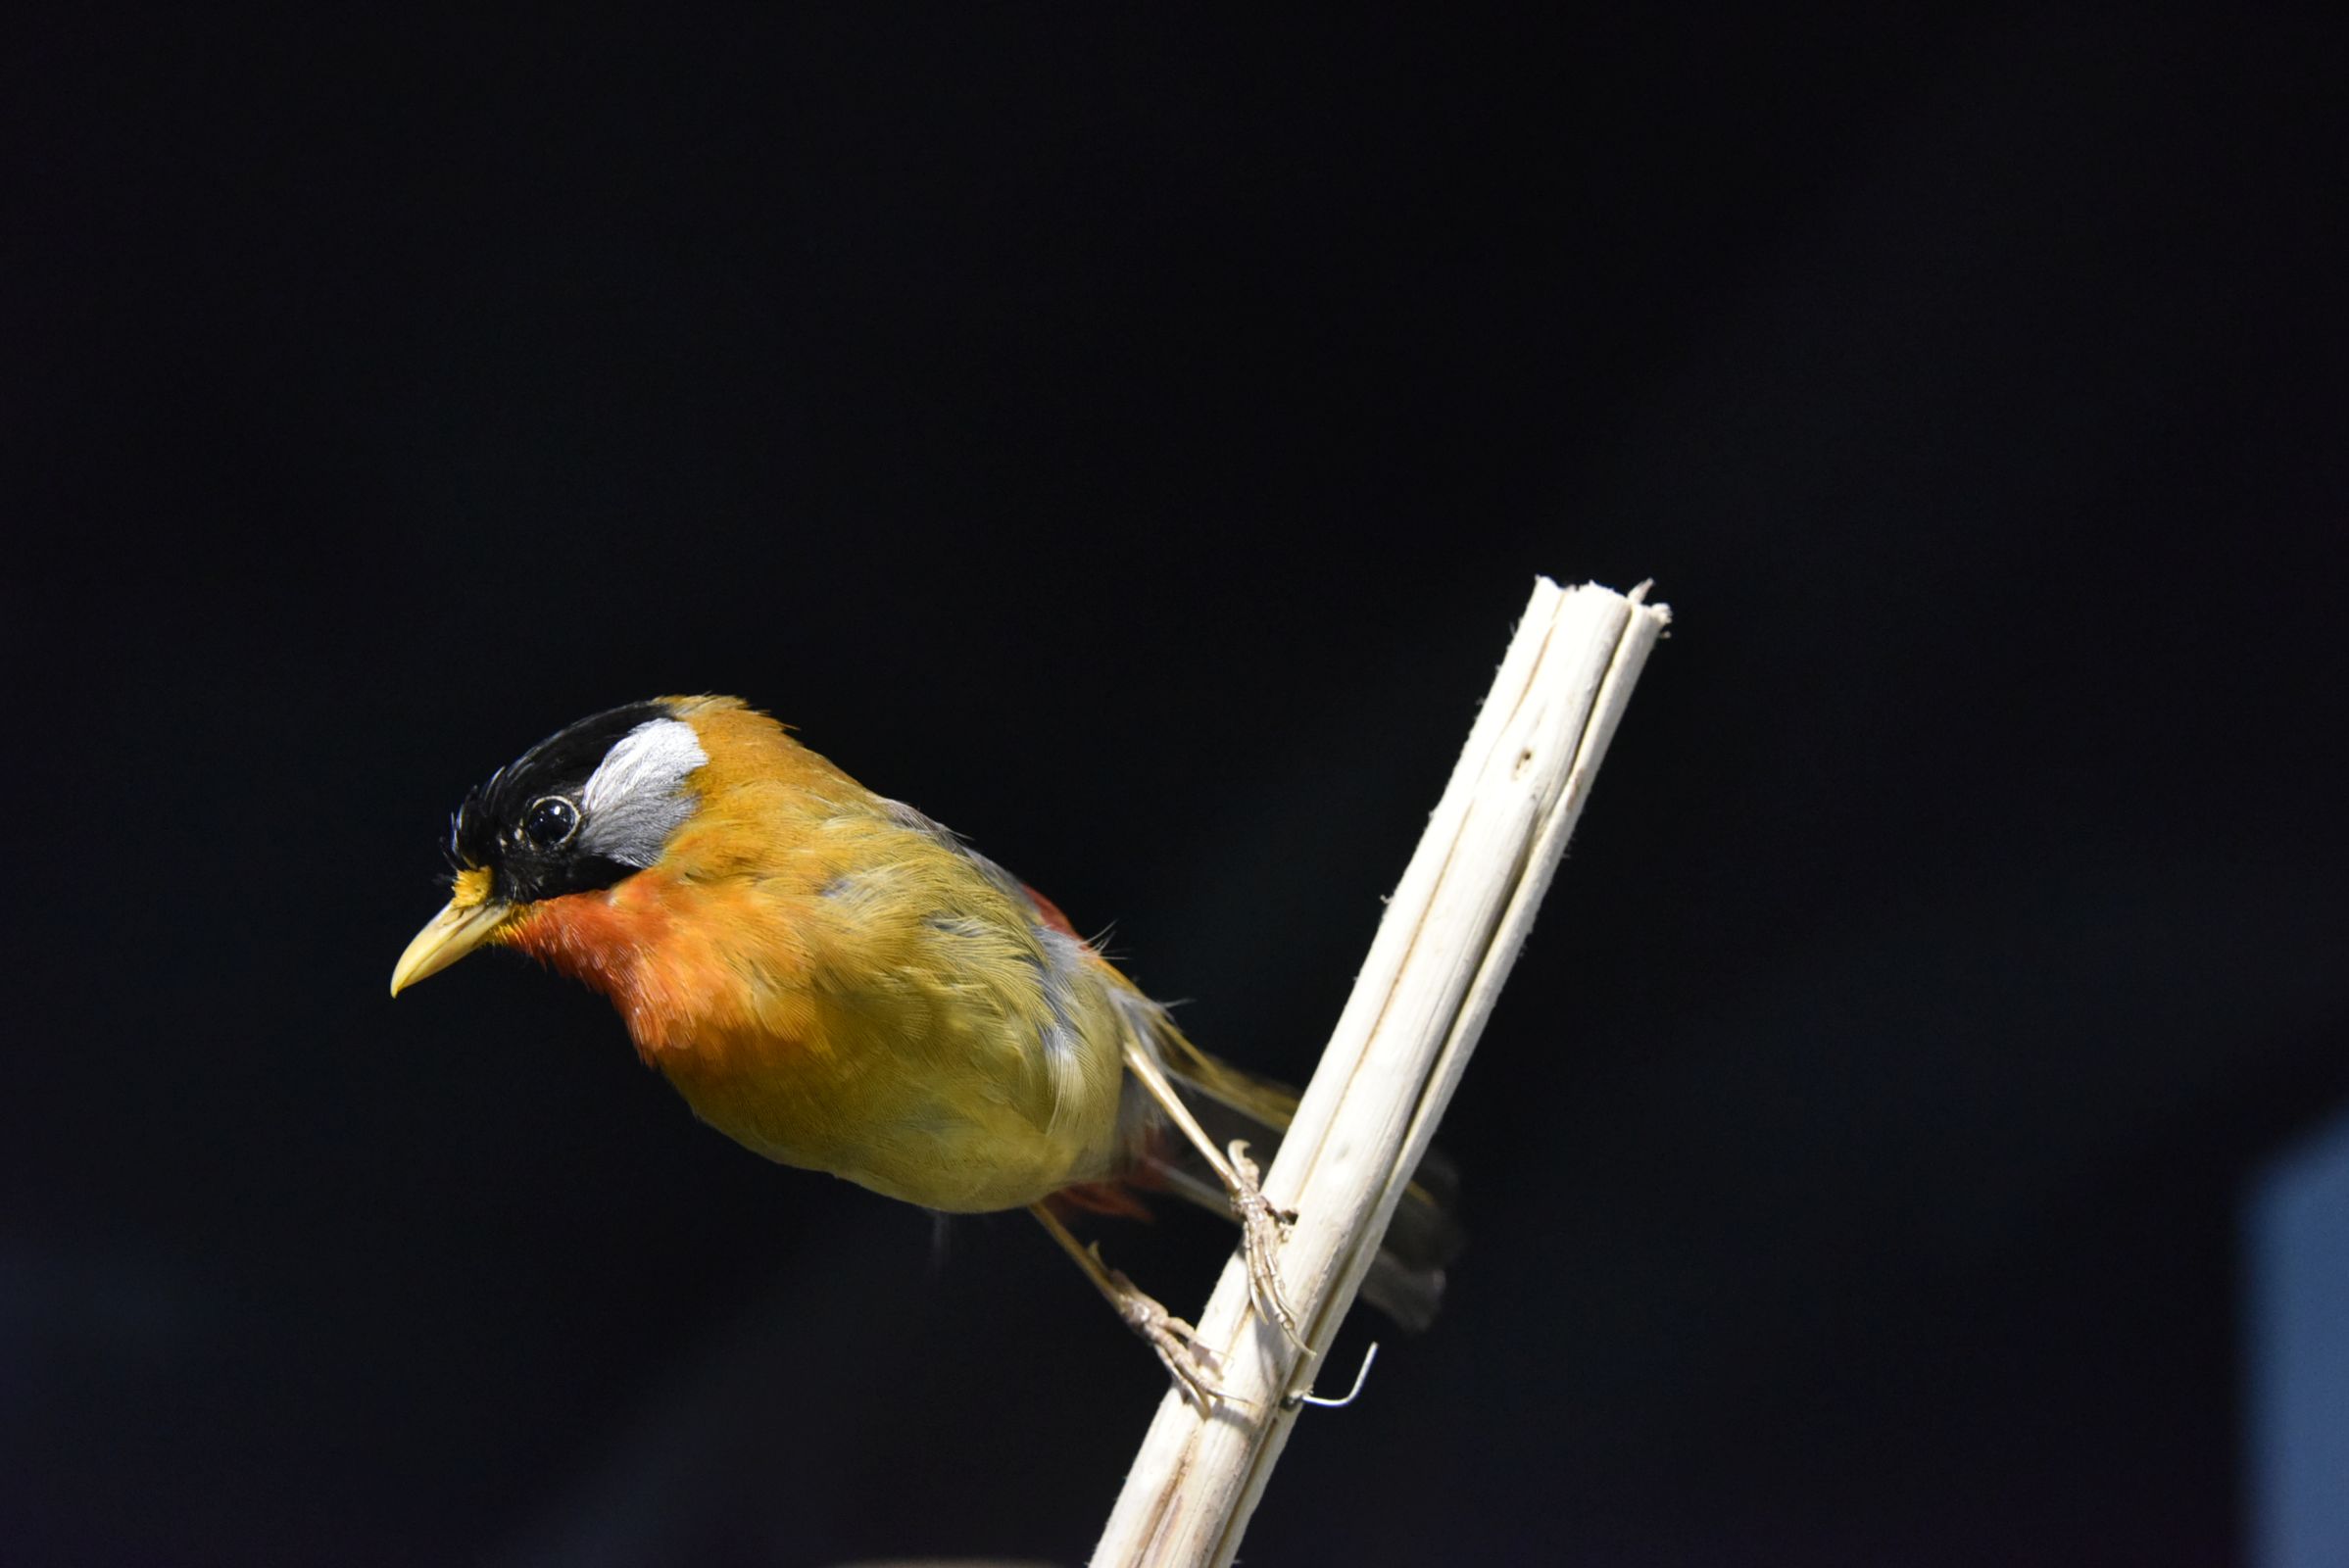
523,796,580,850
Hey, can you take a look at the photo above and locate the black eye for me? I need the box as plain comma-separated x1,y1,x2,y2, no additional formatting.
522,796,580,850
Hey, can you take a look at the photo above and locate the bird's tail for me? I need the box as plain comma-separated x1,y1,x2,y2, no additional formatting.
1137,1026,1466,1334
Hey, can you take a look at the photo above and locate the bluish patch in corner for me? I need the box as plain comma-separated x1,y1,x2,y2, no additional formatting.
2248,1107,2349,1568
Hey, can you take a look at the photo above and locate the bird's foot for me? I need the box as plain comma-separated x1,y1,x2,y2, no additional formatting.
1226,1140,1302,1346
1096,1248,1224,1409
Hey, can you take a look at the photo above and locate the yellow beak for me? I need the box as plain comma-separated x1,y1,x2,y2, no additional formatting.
389,868,514,996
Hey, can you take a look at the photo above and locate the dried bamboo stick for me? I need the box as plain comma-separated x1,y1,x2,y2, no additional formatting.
1092,576,1670,1568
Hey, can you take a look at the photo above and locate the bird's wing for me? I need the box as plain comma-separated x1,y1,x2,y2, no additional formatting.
849,799,1120,1147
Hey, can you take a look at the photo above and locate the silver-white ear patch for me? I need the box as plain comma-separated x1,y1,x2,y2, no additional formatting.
577,717,709,867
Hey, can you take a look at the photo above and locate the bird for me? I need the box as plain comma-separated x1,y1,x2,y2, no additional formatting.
390,695,1456,1401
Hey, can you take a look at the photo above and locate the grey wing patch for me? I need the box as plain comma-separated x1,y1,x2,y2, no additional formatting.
1031,927,1096,1137
879,796,1044,906
1103,974,1180,1071
879,796,967,850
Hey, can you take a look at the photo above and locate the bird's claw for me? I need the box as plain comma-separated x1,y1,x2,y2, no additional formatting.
1097,1249,1225,1410
1226,1140,1302,1346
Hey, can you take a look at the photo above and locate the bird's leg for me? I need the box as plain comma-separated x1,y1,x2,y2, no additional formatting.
1030,1203,1224,1410
1121,1044,1302,1346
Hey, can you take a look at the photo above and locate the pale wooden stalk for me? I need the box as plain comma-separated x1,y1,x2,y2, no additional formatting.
1093,577,1671,1568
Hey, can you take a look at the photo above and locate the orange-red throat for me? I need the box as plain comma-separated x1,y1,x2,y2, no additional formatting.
497,874,718,1061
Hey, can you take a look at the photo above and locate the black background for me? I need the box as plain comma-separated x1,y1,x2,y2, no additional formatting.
8,10,2345,1565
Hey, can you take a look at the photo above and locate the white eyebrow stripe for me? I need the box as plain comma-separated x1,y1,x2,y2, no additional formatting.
576,717,709,867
